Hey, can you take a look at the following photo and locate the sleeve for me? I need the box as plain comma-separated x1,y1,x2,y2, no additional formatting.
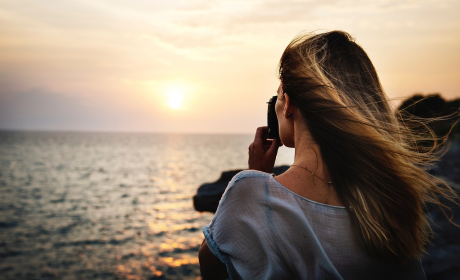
202,171,272,279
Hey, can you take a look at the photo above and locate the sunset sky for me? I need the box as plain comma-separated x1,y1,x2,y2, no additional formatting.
1,0,459,134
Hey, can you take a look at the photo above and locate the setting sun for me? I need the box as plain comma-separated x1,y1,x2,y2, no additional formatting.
167,87,184,109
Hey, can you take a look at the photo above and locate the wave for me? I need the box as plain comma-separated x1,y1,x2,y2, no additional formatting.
53,237,134,248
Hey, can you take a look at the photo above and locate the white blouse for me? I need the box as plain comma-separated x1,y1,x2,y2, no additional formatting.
203,170,425,280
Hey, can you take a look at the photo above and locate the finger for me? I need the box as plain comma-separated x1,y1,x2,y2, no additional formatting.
263,139,274,146
254,126,268,143
267,138,281,155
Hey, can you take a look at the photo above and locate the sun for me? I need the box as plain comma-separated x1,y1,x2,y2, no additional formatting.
167,87,184,109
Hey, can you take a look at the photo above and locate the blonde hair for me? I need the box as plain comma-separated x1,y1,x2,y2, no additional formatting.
279,30,458,263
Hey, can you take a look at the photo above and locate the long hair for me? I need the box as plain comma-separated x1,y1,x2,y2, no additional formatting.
279,30,458,263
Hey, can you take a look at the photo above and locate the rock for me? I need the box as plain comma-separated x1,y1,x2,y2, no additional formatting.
423,142,460,279
422,186,460,279
428,142,460,187
193,166,289,213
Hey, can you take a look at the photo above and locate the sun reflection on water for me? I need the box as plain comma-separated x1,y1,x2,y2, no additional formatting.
115,253,201,279
0,133,295,279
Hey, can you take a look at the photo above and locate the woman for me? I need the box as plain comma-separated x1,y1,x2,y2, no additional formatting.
198,30,457,279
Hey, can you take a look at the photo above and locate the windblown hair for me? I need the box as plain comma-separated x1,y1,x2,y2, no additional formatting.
279,30,458,263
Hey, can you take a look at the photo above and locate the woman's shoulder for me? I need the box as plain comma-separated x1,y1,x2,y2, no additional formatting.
221,170,272,199
231,169,273,182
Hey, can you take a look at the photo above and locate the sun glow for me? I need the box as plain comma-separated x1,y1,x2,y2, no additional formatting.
167,87,184,109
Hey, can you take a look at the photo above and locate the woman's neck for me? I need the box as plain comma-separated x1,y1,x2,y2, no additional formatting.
292,120,330,181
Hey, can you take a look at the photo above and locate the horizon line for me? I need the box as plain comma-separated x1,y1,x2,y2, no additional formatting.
0,128,254,136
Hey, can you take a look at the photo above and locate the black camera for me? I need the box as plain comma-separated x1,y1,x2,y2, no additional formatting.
267,95,280,140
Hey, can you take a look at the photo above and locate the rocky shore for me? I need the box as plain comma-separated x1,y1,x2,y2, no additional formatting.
193,143,460,279
422,143,460,280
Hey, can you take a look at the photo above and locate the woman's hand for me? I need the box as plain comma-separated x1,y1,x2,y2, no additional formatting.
248,126,282,173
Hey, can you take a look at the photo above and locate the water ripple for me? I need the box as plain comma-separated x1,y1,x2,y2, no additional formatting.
0,131,295,279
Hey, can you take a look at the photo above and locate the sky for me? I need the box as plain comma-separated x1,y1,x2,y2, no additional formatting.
0,0,459,134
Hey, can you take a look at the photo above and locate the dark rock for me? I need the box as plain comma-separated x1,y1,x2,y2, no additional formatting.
423,188,460,279
422,143,460,279
428,143,460,186
193,166,289,213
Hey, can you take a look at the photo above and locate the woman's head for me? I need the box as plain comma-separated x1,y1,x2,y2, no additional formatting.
276,30,457,263
278,31,394,131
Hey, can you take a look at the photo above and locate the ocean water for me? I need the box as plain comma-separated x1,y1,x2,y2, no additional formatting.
0,131,294,280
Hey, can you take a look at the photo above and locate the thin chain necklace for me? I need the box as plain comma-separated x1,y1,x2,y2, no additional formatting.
291,164,333,185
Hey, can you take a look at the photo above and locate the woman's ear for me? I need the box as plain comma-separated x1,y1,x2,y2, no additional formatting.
284,93,292,117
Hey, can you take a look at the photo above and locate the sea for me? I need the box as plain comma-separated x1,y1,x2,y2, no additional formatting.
0,131,295,280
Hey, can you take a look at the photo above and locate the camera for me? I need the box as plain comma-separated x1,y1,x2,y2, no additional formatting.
267,95,280,140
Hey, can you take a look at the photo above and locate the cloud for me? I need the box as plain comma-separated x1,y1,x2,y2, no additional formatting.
0,0,459,133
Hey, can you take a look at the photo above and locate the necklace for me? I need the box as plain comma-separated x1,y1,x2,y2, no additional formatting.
291,164,333,185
